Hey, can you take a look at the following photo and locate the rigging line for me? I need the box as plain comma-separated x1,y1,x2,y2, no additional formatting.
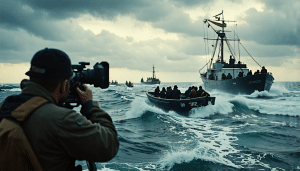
209,37,219,69
203,22,207,68
226,38,244,72
225,39,234,58
218,41,221,61
225,37,237,58
236,24,240,61
199,60,211,72
206,23,210,61
239,42,262,68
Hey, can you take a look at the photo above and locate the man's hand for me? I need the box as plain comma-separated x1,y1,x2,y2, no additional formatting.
76,84,93,104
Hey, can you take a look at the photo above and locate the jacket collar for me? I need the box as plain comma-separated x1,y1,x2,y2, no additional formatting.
20,79,56,104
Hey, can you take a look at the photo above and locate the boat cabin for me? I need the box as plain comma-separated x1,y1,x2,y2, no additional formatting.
206,61,249,80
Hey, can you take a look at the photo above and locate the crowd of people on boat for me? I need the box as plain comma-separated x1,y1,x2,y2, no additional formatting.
220,66,268,80
153,85,210,99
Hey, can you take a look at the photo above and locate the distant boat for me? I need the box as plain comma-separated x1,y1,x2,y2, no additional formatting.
146,92,215,114
141,65,161,84
125,81,133,87
110,80,119,86
200,11,274,94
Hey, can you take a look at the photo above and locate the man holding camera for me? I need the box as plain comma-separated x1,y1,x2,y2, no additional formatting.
0,48,119,170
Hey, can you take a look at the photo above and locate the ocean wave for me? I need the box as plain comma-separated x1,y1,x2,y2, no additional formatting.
2,88,21,91
159,142,242,170
229,95,300,116
189,95,234,118
124,97,178,120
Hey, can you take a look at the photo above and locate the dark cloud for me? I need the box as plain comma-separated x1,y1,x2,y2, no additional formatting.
153,10,204,37
21,0,145,20
0,0,299,75
237,1,300,46
169,0,214,7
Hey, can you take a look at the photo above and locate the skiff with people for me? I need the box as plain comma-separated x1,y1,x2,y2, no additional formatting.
125,81,133,87
146,85,215,114
199,11,274,94
110,80,119,86
141,65,161,84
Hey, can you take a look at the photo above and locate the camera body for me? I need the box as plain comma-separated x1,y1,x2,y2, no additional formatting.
64,62,109,109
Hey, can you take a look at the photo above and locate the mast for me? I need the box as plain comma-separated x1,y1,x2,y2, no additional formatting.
152,65,155,78
221,10,224,63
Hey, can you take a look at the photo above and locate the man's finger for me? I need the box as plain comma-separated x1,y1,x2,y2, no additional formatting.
76,87,82,93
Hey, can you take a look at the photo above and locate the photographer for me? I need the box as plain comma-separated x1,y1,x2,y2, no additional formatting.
0,48,119,170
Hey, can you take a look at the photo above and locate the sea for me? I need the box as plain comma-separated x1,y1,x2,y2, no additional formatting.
0,81,299,171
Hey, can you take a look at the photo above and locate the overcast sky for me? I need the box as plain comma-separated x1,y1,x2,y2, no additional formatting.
0,0,299,83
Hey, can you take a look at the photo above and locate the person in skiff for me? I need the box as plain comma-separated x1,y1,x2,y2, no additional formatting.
261,66,267,74
247,70,252,76
197,86,210,97
190,86,197,98
171,85,181,99
185,87,192,98
0,48,119,171
226,73,232,79
222,73,227,80
159,87,166,98
166,86,172,99
154,86,160,97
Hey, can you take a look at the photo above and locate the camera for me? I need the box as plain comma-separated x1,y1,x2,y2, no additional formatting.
64,62,109,109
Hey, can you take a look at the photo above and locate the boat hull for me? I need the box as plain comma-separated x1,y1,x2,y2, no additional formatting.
146,92,215,114
201,73,274,94
141,80,161,84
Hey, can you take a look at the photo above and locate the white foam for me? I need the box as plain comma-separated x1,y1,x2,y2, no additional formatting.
159,144,241,170
124,97,178,120
157,115,242,170
231,94,300,116
190,95,234,118
3,88,21,91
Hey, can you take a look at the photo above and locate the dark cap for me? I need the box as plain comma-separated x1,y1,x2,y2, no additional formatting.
26,48,73,78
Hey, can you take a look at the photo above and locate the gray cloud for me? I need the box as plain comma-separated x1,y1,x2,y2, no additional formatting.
170,0,215,8
0,0,299,75
237,1,300,46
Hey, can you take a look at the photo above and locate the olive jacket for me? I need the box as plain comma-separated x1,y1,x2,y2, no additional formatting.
0,79,119,171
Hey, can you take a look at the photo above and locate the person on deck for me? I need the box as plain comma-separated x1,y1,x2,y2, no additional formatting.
171,85,181,99
261,66,267,74
254,70,260,75
222,73,227,80
159,87,166,98
247,70,252,76
154,86,160,97
226,73,232,79
238,72,243,78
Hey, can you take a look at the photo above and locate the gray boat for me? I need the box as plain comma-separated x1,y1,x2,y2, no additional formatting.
141,65,161,84
200,11,274,94
146,92,215,115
